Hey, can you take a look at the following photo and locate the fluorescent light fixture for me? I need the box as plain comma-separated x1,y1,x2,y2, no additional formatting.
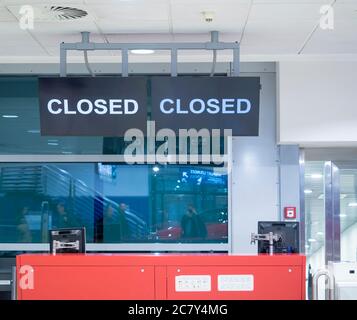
61,151,73,154
130,49,155,54
2,115,18,118
304,189,313,194
152,166,160,173
340,214,347,218
348,202,357,207
310,173,323,179
27,129,40,134
308,238,317,242
316,232,324,236
48,139,58,142
319,194,346,200
47,142,59,146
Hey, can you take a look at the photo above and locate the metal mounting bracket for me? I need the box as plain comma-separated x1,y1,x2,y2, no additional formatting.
59,31,240,77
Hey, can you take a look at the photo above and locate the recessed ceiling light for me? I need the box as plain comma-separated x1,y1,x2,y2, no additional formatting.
2,115,18,118
27,129,40,134
130,49,155,55
152,166,160,173
348,202,357,207
304,189,313,194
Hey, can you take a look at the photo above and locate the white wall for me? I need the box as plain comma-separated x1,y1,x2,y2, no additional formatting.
278,61,357,146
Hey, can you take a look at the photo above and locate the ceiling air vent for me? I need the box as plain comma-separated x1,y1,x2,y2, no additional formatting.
47,6,88,21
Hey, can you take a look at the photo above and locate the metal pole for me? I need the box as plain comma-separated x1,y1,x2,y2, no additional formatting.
211,31,219,43
11,266,16,300
60,44,67,77
312,269,335,300
81,31,90,43
122,49,129,77
232,46,240,76
171,49,178,77
269,232,274,256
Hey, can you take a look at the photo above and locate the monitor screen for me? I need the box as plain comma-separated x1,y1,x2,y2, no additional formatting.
97,163,117,182
49,228,86,254
257,221,299,254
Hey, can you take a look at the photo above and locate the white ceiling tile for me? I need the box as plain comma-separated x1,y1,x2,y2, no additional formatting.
303,21,357,54
86,2,169,21
0,6,16,22
170,0,250,33
301,3,357,54
241,19,316,54
2,1,85,5
97,20,170,33
333,3,357,20
0,22,41,45
0,0,355,59
0,44,46,56
249,3,326,21
86,1,170,33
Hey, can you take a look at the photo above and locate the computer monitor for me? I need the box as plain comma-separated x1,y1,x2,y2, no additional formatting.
257,221,299,254
49,228,86,254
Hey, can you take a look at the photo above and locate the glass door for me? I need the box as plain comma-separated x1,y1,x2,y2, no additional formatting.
304,161,326,299
304,161,341,299
336,163,357,262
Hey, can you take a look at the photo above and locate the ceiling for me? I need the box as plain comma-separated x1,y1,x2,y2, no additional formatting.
0,0,356,64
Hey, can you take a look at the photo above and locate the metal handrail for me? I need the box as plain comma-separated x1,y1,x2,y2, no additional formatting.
42,165,148,237
312,268,335,300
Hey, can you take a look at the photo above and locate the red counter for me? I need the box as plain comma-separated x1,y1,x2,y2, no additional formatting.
16,254,306,300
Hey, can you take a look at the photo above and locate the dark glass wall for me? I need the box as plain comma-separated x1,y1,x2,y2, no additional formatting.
0,163,228,244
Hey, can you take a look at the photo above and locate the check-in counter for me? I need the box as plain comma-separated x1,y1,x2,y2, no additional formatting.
16,254,305,300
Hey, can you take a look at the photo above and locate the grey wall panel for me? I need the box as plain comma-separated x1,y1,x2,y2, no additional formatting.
231,72,279,254
279,144,300,220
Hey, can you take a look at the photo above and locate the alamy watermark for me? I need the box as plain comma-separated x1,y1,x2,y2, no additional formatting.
123,121,231,165
19,5,34,30
320,4,334,30
19,265,34,290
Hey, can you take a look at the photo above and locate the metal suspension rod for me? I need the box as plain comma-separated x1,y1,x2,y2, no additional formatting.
81,32,95,77
210,31,219,77
59,31,240,77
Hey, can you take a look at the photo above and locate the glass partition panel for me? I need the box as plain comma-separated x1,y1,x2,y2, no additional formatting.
0,162,228,245
0,77,103,155
304,161,326,273
339,168,357,262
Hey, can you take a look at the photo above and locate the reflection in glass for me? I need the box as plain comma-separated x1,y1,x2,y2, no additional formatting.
339,168,357,262
0,163,228,245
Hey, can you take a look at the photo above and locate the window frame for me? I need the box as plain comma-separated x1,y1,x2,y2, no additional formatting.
0,151,233,252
